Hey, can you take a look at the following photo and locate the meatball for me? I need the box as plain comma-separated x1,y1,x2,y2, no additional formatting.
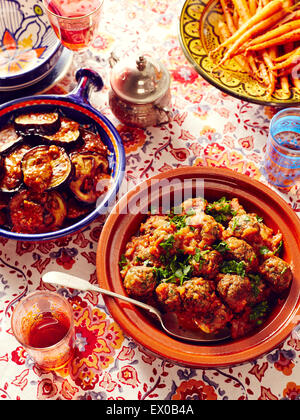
230,198,246,216
192,302,231,334
225,213,260,243
191,249,223,279
259,256,292,293
247,274,269,306
181,197,207,214
123,266,156,297
156,283,181,312
187,213,223,248
177,277,218,313
224,237,258,272
140,215,170,234
217,274,252,313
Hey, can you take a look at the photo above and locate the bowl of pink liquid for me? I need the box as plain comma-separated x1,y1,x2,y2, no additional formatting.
0,0,63,91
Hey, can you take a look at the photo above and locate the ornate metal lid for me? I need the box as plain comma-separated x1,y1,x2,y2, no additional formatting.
110,53,170,104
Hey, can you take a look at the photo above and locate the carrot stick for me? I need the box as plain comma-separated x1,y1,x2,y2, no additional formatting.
274,48,298,62
280,37,294,93
231,0,251,22
275,10,300,25
219,0,237,35
218,10,286,64
215,0,259,74
270,47,300,69
249,0,258,15
280,76,290,92
213,0,286,52
247,29,300,51
218,21,251,71
262,49,277,95
291,73,300,91
247,19,300,47
259,61,271,85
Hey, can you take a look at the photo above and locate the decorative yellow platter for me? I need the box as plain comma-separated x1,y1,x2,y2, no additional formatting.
179,0,300,106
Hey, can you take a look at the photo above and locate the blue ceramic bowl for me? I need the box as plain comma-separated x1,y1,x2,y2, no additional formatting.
0,0,63,91
0,69,126,241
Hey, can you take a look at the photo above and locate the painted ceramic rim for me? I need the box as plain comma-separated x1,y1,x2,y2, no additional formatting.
0,43,63,89
0,49,73,104
0,96,126,241
97,167,300,367
178,0,300,107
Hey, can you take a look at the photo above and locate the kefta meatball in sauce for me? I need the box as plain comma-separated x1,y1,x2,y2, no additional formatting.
119,196,293,340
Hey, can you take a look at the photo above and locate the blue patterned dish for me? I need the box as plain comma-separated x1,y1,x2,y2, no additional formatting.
0,0,63,91
0,69,126,241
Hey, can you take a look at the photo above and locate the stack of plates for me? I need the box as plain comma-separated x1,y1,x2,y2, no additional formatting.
0,0,72,103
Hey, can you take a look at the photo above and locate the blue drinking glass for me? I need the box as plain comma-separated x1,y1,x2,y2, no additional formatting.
264,108,300,190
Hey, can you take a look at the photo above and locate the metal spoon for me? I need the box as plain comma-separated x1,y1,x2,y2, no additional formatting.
42,271,231,343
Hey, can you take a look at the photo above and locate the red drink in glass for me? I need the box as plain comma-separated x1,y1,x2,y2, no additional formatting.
11,291,75,371
28,311,70,348
45,0,103,51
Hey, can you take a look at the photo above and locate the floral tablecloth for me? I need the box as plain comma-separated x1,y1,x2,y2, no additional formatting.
0,0,299,401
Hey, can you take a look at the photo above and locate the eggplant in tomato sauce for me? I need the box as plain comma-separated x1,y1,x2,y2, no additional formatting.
77,128,108,155
42,117,81,148
0,145,31,193
14,112,61,136
69,151,109,204
21,145,72,192
0,124,23,154
9,190,67,234
0,111,111,234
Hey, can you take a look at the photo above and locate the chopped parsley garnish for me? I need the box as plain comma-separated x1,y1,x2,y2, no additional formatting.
248,274,262,298
213,241,230,253
119,254,129,270
231,215,250,231
168,215,187,229
153,251,193,286
250,301,269,324
159,235,175,252
220,260,246,277
205,196,236,224
256,215,264,223
259,246,271,255
275,240,283,255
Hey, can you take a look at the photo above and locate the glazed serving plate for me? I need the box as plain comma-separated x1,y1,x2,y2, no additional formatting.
179,0,300,107
0,68,126,241
97,167,300,368
0,0,63,91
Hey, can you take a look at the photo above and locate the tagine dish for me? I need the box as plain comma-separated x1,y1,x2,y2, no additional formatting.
120,195,293,340
0,111,111,234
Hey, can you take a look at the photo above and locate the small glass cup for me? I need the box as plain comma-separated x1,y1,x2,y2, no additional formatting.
11,291,75,371
264,107,300,190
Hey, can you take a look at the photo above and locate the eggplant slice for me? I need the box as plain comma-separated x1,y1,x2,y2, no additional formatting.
0,145,31,193
10,190,67,234
0,124,23,154
69,151,110,204
42,117,81,147
21,145,72,192
78,128,108,156
14,112,61,136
